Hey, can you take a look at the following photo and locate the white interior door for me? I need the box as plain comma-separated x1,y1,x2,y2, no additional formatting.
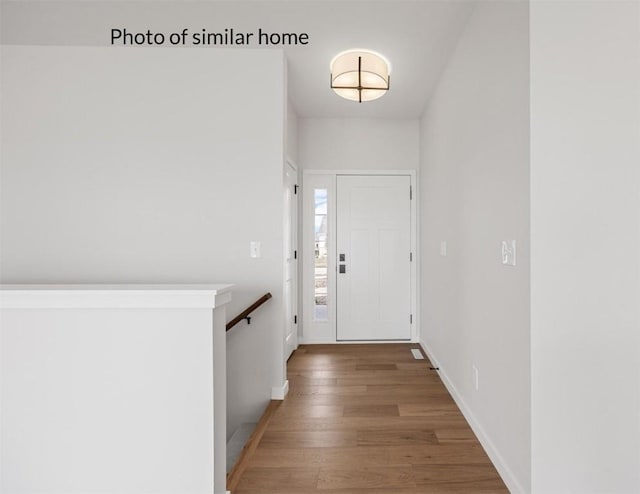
337,175,411,340
284,162,299,359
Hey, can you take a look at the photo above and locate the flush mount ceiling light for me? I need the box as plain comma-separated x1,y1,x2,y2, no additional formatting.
330,49,391,103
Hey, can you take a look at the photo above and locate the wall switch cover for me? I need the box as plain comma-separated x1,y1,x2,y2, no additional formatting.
440,240,447,256
501,240,516,266
250,241,261,258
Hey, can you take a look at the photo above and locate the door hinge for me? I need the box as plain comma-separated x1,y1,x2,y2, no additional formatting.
294,184,299,195
410,314,413,324
294,250,297,259
409,185,412,200
294,315,297,324
409,252,413,262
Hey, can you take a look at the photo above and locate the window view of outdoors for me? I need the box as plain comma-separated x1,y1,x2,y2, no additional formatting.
314,189,328,321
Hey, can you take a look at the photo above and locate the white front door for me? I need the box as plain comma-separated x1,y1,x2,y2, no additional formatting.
284,161,299,359
336,175,411,340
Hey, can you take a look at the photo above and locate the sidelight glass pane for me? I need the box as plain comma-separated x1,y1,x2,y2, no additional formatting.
314,188,328,321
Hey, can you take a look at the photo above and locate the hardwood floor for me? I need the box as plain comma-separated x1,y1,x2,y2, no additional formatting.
231,343,508,493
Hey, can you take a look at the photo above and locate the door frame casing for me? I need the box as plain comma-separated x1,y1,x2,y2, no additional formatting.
301,169,418,344
283,158,299,361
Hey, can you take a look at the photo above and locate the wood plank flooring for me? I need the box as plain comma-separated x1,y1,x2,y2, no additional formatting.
231,343,508,493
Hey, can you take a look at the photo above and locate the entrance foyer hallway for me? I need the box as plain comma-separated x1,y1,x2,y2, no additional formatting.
231,344,508,493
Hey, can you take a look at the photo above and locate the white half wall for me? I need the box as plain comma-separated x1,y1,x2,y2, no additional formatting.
0,285,231,494
0,46,286,441
299,118,419,171
419,2,530,491
530,1,640,492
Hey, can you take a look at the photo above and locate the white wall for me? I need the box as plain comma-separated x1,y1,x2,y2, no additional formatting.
299,118,419,170
0,46,286,441
419,2,530,492
530,1,640,492
298,117,419,345
287,101,299,164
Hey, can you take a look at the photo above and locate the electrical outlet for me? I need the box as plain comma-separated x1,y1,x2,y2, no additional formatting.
440,240,447,256
472,365,479,391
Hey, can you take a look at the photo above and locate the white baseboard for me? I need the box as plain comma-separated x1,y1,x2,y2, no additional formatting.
420,340,525,494
301,339,413,345
299,338,334,344
271,379,289,400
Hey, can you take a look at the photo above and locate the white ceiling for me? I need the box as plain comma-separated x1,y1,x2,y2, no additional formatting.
216,1,477,118
283,2,475,118
2,0,476,119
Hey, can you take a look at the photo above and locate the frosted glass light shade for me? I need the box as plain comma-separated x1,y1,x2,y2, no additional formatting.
330,49,391,103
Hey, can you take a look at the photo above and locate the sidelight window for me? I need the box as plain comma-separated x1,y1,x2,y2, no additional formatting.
314,188,328,321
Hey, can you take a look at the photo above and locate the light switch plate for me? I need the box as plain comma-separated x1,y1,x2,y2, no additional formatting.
501,240,516,266
250,241,261,258
440,241,447,257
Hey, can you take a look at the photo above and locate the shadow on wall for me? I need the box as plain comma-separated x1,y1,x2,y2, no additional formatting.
225,290,278,442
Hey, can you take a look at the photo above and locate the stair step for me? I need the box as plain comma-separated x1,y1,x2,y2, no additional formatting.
227,400,282,491
227,422,257,473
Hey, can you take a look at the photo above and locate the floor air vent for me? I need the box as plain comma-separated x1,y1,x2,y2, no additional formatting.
410,348,425,360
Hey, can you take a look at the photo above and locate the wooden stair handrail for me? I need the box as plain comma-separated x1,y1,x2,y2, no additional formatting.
226,292,272,331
